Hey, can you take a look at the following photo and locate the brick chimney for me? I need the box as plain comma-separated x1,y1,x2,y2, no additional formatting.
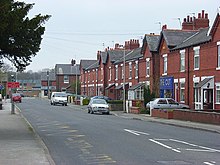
182,10,209,30
124,39,140,50
97,51,101,60
162,24,167,30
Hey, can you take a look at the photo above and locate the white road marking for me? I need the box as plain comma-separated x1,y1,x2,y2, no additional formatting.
204,162,215,165
149,139,181,153
124,129,149,136
170,139,220,153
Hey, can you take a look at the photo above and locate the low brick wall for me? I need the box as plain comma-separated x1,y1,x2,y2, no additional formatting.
151,109,173,119
152,109,220,125
173,110,220,125
130,107,140,114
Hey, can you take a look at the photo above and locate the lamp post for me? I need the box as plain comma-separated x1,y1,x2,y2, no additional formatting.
47,71,50,99
10,74,15,114
123,47,126,113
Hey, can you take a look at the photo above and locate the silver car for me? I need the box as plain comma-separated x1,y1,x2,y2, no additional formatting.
151,98,189,109
88,99,110,114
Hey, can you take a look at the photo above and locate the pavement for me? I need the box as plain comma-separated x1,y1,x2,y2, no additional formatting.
0,100,220,165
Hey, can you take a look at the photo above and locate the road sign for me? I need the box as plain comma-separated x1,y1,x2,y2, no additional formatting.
0,84,4,90
7,82,20,88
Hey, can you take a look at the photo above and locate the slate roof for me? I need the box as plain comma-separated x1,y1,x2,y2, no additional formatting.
145,35,160,52
114,47,142,64
80,60,97,70
160,30,198,49
55,64,80,75
41,71,56,81
172,28,211,50
85,61,99,70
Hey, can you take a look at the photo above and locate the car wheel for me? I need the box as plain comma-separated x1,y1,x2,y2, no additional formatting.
106,112,110,115
88,109,90,113
65,103,67,106
53,102,56,106
90,110,94,114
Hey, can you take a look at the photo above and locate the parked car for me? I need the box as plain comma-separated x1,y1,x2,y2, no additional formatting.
88,98,110,114
12,93,22,103
151,98,189,109
50,92,67,106
90,96,112,101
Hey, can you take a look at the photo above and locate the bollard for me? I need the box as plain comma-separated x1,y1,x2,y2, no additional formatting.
11,100,15,114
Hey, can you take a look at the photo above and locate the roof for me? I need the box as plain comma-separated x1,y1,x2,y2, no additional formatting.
114,47,142,64
195,77,213,88
41,71,56,81
159,30,198,50
129,83,145,90
85,61,99,70
172,28,211,50
145,35,160,52
55,64,80,75
80,60,97,70
105,83,115,90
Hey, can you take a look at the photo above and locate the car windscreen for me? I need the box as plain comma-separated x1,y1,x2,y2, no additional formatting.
55,93,67,97
92,99,107,104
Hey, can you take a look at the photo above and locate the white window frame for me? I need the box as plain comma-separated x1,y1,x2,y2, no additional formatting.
180,49,185,72
163,54,167,75
101,68,103,82
217,41,220,70
146,58,150,77
64,75,69,84
216,83,220,104
194,46,200,70
135,61,138,79
115,65,118,80
109,67,111,81
129,62,132,79
121,64,124,80
180,82,185,102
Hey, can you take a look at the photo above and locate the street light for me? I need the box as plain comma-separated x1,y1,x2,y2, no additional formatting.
47,71,50,99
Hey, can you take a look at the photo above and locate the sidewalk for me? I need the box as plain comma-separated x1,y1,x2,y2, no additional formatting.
0,100,54,165
111,111,220,134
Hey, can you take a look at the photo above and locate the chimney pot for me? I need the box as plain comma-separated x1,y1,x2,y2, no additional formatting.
198,13,201,18
205,13,208,19
202,10,205,18
187,15,190,22
184,18,186,22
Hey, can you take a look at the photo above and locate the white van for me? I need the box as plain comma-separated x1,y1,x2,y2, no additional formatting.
50,92,68,106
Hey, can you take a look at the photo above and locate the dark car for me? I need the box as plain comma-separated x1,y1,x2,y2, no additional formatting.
12,93,22,103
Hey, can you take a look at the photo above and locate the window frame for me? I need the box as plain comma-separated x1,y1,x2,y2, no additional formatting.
194,46,200,70
146,58,150,77
180,49,185,72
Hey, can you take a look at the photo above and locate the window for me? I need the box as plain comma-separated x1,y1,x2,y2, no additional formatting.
217,43,220,68
135,86,144,100
115,65,118,80
180,82,185,102
129,62,132,79
180,50,185,71
163,54,167,75
135,61,138,79
194,46,200,70
121,64,124,79
109,67,111,81
64,75,69,83
216,83,220,103
146,58,150,77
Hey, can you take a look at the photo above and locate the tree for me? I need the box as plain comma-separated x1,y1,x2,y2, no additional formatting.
0,0,51,71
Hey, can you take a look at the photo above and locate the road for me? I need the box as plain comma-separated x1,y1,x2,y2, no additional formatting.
17,98,220,165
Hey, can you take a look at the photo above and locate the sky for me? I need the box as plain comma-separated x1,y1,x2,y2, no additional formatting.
15,0,220,72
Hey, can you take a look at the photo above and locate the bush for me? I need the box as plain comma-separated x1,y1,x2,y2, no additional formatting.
82,98,90,105
108,100,123,104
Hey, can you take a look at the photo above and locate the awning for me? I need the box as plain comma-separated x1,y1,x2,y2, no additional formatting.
105,83,115,90
129,83,144,90
115,83,128,90
195,77,213,88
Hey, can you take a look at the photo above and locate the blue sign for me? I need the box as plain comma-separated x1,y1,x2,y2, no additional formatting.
0,84,4,90
160,76,174,89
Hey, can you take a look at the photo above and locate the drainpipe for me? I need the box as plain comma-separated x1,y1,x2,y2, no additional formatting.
187,47,190,106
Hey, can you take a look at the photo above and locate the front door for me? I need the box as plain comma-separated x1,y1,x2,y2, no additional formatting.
203,89,213,110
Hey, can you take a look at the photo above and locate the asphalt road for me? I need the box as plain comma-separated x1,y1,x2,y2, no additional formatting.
17,98,220,165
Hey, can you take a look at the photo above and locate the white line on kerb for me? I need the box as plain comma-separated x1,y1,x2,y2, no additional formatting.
149,139,181,153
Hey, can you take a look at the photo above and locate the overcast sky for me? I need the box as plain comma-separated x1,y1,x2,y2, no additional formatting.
16,0,220,72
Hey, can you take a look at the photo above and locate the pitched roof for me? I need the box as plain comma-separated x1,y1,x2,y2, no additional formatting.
160,30,198,49
80,60,97,70
114,47,142,64
145,35,160,52
172,28,211,50
85,61,99,70
41,71,56,81
55,64,80,75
